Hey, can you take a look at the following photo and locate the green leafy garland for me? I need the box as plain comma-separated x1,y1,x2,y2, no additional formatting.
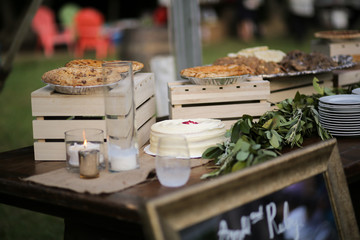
200,78,354,179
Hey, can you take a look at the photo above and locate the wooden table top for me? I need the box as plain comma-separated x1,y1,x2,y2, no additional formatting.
0,137,359,225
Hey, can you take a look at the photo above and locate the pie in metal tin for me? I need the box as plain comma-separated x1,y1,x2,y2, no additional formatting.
314,30,360,40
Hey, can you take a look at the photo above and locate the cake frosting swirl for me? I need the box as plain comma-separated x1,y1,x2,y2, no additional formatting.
149,118,226,157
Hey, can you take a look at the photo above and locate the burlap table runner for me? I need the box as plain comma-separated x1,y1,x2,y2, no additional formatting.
24,147,209,194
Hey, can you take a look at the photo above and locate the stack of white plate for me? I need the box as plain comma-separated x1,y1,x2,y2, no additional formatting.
352,88,360,95
319,95,360,136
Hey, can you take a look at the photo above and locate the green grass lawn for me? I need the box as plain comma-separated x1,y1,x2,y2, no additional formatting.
0,36,310,239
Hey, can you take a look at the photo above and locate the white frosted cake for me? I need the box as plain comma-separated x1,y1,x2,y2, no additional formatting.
149,118,226,157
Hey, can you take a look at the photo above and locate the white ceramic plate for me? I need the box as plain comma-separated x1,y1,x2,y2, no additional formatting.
319,107,360,114
319,102,360,109
329,131,360,136
319,111,360,119
320,95,360,105
320,118,360,125
320,124,360,131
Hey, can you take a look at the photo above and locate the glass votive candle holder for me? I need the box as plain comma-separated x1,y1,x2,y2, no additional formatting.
65,128,105,173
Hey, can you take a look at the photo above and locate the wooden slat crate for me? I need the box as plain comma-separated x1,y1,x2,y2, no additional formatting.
266,72,333,104
311,39,360,57
168,80,270,129
311,39,360,87
31,73,156,161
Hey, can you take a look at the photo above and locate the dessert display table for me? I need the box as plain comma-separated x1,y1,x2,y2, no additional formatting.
0,137,359,239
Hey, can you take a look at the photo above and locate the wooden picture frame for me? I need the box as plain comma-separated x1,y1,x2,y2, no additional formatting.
142,138,359,240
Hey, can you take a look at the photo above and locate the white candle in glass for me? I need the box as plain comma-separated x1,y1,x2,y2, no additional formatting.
108,144,138,171
68,141,100,167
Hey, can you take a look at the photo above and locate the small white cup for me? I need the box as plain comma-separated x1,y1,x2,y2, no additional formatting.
155,135,191,187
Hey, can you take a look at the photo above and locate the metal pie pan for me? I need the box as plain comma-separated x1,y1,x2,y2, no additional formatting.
184,74,250,85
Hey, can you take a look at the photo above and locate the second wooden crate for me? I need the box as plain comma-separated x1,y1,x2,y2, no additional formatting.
31,73,156,161
168,80,271,128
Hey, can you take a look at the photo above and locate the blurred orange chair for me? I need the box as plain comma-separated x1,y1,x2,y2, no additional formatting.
32,6,73,57
74,8,110,59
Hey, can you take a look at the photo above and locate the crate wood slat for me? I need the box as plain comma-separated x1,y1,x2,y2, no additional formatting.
134,73,156,107
33,116,156,161
269,80,333,103
266,72,333,104
169,80,270,105
33,120,106,139
34,142,65,161
31,86,105,116
169,80,270,126
267,72,333,92
171,102,270,119
136,96,156,129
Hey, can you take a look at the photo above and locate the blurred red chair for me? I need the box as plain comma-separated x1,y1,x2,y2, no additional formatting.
32,6,72,57
74,8,110,59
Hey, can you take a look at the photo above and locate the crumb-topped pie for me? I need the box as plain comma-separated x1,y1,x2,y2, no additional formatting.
180,64,254,79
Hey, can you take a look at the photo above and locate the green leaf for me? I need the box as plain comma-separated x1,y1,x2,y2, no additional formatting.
324,87,335,96
230,121,241,143
294,91,301,102
265,131,271,139
236,151,249,161
251,144,261,151
260,149,278,157
313,77,324,95
239,120,251,134
269,133,280,148
232,161,247,172
240,141,251,151
202,146,223,159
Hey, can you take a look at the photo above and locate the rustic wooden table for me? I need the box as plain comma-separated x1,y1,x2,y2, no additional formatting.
0,137,359,239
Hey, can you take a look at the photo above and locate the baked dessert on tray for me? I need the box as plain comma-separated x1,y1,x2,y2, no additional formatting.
41,59,144,94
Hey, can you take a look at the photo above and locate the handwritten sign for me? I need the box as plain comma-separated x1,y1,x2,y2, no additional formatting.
180,174,338,240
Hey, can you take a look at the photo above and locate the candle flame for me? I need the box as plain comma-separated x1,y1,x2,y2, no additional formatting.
83,130,88,147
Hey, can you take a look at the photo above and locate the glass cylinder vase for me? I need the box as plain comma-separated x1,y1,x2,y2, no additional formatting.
102,61,139,172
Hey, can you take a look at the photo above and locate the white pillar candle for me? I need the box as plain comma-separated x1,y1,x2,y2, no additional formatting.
108,144,138,171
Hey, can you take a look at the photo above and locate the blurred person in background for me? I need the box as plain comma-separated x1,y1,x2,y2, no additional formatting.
236,0,264,42
286,0,315,43
315,0,360,30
